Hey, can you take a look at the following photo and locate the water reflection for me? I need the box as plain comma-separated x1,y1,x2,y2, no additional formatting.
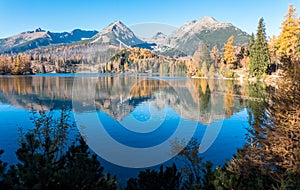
0,75,250,124
0,74,259,183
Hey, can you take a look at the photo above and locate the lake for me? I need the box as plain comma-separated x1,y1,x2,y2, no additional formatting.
0,73,254,185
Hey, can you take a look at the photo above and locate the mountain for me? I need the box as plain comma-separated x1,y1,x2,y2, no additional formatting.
89,21,144,47
142,32,170,51
149,17,250,56
147,32,169,45
0,17,249,56
0,28,98,53
169,16,232,43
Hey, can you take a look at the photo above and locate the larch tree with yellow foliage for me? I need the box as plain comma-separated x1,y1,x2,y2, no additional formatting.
277,5,300,62
223,36,237,69
268,35,278,64
211,45,220,68
201,61,208,76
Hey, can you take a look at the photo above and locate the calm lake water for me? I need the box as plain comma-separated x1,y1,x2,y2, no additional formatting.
0,73,253,185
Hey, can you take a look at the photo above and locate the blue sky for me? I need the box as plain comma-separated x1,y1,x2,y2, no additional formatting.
0,0,299,38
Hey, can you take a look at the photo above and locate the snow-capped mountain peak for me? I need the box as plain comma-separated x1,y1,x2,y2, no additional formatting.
101,20,132,34
151,32,168,40
145,32,170,48
91,20,143,46
198,16,218,24
170,17,232,41
194,16,232,29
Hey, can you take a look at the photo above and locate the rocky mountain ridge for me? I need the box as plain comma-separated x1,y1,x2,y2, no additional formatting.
0,28,98,53
0,17,250,56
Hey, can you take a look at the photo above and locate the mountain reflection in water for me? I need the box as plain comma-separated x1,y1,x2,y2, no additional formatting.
0,74,254,184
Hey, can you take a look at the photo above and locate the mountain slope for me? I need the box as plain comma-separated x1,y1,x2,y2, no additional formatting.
147,32,169,45
152,17,250,56
0,17,249,56
0,28,98,53
90,21,144,47
169,16,232,43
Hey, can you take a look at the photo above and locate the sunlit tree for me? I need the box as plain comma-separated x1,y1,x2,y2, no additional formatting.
202,44,213,68
277,5,300,61
211,45,220,68
209,64,215,76
201,61,208,76
193,42,204,68
223,36,237,69
268,35,278,64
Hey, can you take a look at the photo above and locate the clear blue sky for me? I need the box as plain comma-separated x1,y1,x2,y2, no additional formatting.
0,0,299,38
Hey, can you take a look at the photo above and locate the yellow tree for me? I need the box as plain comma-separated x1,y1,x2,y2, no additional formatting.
209,64,215,75
201,61,208,76
223,36,237,69
211,45,220,68
268,35,278,64
20,54,31,74
224,89,234,117
11,55,21,74
193,42,204,68
277,5,300,61
124,62,129,71
200,79,207,94
55,59,60,73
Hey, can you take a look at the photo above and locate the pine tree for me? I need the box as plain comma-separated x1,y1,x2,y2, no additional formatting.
0,150,7,184
236,45,246,68
126,164,181,190
214,11,300,189
0,108,118,190
248,33,255,54
243,40,300,188
249,18,270,78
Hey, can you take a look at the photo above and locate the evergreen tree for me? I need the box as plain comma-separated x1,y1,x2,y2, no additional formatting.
245,33,256,71
236,45,246,68
171,138,215,189
0,108,118,190
0,150,7,187
247,33,255,55
59,137,118,190
126,164,181,190
213,10,300,187
249,18,270,78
